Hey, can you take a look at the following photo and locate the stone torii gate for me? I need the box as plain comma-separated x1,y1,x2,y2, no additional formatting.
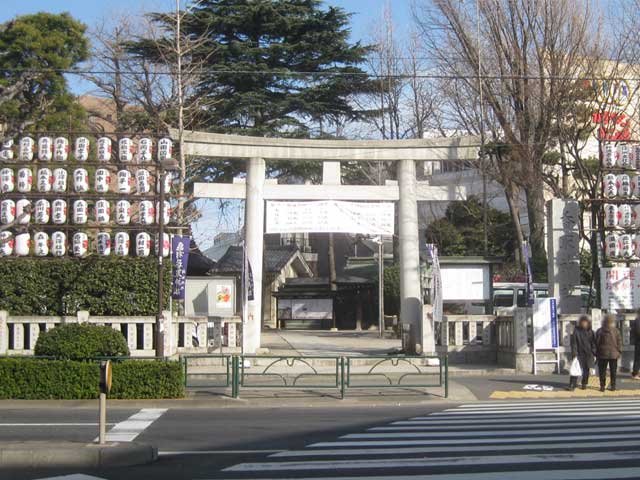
172,130,479,354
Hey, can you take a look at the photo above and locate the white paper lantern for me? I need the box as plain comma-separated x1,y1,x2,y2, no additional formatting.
96,232,111,255
155,200,171,224
0,231,14,256
72,200,88,225
97,137,112,162
95,168,111,193
0,199,15,224
604,204,618,228
136,232,151,257
116,169,132,193
72,232,89,257
621,233,634,258
0,167,14,192
155,232,170,257
51,231,66,257
73,168,89,193
33,231,49,256
38,137,53,161
37,168,53,193
19,137,34,161
115,199,131,225
114,231,130,256
158,138,173,161
136,169,151,194
14,232,30,256
138,200,154,225
16,168,32,193
34,199,50,224
605,234,620,258
603,173,617,198
52,168,67,193
137,138,153,163
74,137,90,161
52,199,67,224
618,174,632,198
617,143,632,169
603,142,616,168
16,199,31,225
95,199,110,224
1,139,14,161
119,138,134,162
620,204,633,228
54,137,69,162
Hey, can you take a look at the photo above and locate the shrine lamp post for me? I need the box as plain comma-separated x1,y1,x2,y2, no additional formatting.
156,158,179,357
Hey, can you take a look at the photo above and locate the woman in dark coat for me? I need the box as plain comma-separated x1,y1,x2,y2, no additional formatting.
595,315,623,392
569,315,596,391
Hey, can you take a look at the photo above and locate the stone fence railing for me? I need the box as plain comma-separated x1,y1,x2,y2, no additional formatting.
0,311,242,357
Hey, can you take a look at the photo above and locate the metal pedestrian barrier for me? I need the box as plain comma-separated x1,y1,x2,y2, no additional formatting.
179,353,448,399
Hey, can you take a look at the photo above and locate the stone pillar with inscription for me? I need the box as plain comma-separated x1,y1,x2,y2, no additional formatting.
546,199,582,314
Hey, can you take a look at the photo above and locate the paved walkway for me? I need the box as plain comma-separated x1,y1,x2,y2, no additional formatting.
261,329,402,356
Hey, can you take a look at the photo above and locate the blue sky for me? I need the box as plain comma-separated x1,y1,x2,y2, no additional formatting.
0,0,412,247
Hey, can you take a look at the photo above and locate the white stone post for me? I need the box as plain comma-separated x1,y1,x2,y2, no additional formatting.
398,159,432,354
244,157,265,354
0,311,7,355
77,311,90,324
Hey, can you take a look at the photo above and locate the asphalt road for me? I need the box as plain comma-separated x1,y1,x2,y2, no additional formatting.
5,397,640,479
0,404,443,480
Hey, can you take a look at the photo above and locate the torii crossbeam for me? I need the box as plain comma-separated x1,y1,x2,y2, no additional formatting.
172,130,479,354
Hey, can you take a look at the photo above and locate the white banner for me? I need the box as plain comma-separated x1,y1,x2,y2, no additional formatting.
532,298,559,349
600,267,637,311
266,201,394,235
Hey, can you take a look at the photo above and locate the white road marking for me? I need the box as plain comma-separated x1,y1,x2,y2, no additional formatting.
0,423,115,427
430,406,640,415
412,410,640,419
94,408,167,442
225,450,640,472
458,399,640,408
270,439,640,457
394,415,640,425
211,467,640,480
308,432,640,447
343,424,640,439
159,450,284,456
35,476,108,480
371,419,640,430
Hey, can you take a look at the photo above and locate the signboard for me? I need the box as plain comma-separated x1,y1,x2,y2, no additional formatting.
266,200,394,235
171,236,190,299
532,298,559,349
440,265,489,301
215,284,234,309
600,267,636,311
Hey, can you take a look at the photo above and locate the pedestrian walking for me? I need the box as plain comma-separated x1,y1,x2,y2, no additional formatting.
595,315,622,392
568,315,596,391
632,310,640,379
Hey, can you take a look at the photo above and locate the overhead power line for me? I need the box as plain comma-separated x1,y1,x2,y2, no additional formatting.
2,67,640,82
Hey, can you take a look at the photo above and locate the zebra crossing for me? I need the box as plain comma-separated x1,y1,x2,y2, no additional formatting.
217,399,640,479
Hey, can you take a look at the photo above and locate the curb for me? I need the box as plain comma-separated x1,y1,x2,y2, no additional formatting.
0,441,157,469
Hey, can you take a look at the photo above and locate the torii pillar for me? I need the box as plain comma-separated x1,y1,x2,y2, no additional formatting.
174,130,478,354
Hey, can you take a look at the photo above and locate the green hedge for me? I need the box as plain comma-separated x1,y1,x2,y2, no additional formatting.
0,257,171,316
35,324,130,360
0,358,184,399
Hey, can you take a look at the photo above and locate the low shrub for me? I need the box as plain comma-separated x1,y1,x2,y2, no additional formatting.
0,358,184,399
34,323,130,360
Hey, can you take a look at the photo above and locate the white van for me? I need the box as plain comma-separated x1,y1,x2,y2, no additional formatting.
493,282,592,315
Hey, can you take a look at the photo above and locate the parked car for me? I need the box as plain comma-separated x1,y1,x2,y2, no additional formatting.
493,282,592,315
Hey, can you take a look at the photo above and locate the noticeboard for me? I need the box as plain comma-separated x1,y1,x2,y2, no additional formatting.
532,298,559,349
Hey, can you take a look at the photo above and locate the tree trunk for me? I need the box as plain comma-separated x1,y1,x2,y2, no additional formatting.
504,186,525,267
524,183,548,280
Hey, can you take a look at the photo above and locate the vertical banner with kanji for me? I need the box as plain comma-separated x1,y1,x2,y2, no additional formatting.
171,236,190,300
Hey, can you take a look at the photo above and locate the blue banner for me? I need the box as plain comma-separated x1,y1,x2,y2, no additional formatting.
171,236,190,300
550,298,559,348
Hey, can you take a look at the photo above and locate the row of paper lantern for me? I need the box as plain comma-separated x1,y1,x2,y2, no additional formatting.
602,173,640,198
602,142,640,169
0,199,171,225
0,137,173,163
604,204,640,228
604,233,640,259
0,231,170,257
0,167,171,194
